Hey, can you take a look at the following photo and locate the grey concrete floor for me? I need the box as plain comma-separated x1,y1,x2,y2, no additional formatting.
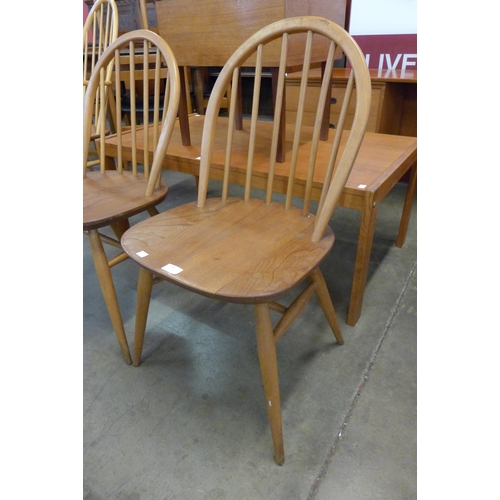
83,170,417,500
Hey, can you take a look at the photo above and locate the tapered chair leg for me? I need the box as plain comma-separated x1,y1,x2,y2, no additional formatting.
255,303,284,465
110,220,130,240
133,267,154,366
88,229,132,364
310,267,344,345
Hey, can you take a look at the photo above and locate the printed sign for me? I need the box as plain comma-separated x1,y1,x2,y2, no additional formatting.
349,0,417,70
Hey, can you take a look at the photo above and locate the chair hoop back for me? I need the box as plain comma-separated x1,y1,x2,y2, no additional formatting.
83,29,181,195
198,16,371,242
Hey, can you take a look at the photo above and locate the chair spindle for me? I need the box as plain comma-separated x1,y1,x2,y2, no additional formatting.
317,71,356,217
143,41,150,177
266,34,289,205
286,30,314,210
245,44,264,201
114,48,123,172
303,40,336,216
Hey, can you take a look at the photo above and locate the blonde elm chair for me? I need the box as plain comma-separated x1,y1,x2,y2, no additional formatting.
83,29,181,364
122,17,371,462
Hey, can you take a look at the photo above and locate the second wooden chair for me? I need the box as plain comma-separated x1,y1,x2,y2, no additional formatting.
83,29,181,364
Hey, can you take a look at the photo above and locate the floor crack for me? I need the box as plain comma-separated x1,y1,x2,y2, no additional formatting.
306,262,416,499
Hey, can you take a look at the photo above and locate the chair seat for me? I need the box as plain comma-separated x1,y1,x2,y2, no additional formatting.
83,171,169,230
121,198,335,302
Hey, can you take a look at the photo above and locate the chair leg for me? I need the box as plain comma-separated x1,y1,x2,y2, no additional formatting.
309,267,344,345
147,206,160,217
110,220,130,240
254,303,284,465
133,267,154,366
88,229,132,364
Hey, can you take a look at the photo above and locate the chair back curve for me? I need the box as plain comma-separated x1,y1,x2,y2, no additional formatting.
83,29,181,195
198,16,372,242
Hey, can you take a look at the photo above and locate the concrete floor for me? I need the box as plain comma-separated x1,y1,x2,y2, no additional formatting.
83,170,417,500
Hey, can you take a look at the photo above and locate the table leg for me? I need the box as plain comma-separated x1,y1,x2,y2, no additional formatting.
178,66,191,146
191,67,205,115
347,191,378,326
396,161,417,248
271,68,286,163
235,72,243,130
320,61,332,141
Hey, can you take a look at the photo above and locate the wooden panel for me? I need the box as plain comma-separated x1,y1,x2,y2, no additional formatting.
155,0,345,67
285,79,383,132
376,83,404,135
285,67,417,136
285,0,345,21
399,83,417,136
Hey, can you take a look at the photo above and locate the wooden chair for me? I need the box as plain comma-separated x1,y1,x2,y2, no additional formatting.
121,17,371,462
83,0,119,169
83,29,181,364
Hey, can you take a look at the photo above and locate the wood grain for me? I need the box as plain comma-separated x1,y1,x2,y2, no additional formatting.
155,0,346,66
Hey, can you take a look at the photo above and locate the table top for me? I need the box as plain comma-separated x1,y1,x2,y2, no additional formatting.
106,114,417,206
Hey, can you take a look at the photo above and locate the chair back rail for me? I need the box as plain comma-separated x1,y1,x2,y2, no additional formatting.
137,0,149,30
83,0,118,169
83,0,118,95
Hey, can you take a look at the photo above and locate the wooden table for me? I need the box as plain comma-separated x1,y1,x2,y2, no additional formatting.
105,115,417,325
153,0,347,157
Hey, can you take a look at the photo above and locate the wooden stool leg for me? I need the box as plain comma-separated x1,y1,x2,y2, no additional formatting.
255,303,284,465
133,267,154,366
310,267,344,345
88,229,132,365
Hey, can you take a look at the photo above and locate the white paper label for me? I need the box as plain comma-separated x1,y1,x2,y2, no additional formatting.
162,263,183,275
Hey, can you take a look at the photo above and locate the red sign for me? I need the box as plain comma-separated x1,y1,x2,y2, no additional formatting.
352,34,417,70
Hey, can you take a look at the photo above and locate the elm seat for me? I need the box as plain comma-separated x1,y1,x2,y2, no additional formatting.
121,197,336,301
83,171,168,230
